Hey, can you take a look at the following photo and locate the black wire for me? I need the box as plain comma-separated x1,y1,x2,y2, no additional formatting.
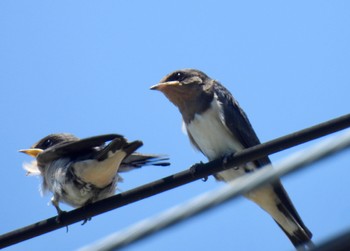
1,113,350,249
309,229,350,251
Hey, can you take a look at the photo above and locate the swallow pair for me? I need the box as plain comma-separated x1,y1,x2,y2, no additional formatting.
21,69,312,248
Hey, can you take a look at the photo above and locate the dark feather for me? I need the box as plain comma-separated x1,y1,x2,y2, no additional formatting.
37,134,124,163
95,138,142,162
212,81,270,166
212,81,312,245
119,153,170,172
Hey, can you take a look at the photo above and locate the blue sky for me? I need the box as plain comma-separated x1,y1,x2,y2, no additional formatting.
1,1,350,250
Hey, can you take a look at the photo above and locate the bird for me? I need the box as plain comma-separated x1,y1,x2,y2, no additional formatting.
151,69,313,248
20,133,169,218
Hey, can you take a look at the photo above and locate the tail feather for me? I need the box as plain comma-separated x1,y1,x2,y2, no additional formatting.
254,159,313,247
272,181,313,246
245,182,312,248
273,181,311,233
275,220,314,249
216,165,312,248
119,153,170,172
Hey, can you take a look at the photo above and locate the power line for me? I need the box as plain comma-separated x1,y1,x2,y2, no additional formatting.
79,129,350,251
310,229,350,251
0,113,350,248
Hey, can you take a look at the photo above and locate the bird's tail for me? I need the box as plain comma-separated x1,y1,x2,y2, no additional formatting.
119,153,170,172
246,181,313,248
275,221,314,250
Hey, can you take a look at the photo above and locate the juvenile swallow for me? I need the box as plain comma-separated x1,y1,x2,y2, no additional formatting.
20,133,169,217
151,69,313,248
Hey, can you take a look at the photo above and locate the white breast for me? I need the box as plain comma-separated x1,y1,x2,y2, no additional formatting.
186,97,243,161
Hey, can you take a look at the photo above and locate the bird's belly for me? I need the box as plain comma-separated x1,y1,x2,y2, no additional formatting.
186,108,257,182
61,183,94,207
54,178,115,208
187,109,243,161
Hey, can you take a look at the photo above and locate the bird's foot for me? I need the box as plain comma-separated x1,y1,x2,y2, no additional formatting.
81,217,92,226
190,161,203,174
190,161,208,181
52,201,69,231
54,210,69,232
222,153,237,170
54,205,67,223
56,210,67,224
52,197,65,223
55,210,67,223
222,154,232,166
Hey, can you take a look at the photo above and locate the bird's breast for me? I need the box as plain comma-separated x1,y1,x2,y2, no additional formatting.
186,99,243,160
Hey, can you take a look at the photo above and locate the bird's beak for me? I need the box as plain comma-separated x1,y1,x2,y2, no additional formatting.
19,148,43,158
150,81,181,91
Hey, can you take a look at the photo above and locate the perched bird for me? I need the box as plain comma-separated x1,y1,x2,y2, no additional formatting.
20,133,169,217
151,69,313,248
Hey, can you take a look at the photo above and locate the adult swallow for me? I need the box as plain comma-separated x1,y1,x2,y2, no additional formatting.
151,69,313,248
20,133,169,217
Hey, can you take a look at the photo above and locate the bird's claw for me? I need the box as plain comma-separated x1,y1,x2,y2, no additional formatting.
190,161,204,175
55,209,67,223
222,154,231,165
52,200,69,231
222,153,235,169
54,210,69,232
190,161,208,181
81,217,92,225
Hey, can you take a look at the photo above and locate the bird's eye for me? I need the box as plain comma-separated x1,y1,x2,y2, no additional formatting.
168,72,185,82
42,139,53,148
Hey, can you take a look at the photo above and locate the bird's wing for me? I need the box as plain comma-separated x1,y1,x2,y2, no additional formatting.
212,81,271,167
37,134,124,163
72,139,143,188
213,81,312,240
95,139,143,161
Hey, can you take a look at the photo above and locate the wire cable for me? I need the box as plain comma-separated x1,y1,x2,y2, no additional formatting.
0,114,350,248
309,229,350,251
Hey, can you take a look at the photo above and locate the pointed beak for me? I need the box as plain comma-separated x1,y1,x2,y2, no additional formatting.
150,81,181,91
19,148,44,158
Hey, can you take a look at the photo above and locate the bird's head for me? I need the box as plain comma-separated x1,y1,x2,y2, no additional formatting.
19,133,78,158
151,69,214,122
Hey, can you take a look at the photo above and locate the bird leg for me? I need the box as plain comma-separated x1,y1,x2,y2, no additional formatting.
51,196,66,223
51,196,69,232
80,201,93,225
